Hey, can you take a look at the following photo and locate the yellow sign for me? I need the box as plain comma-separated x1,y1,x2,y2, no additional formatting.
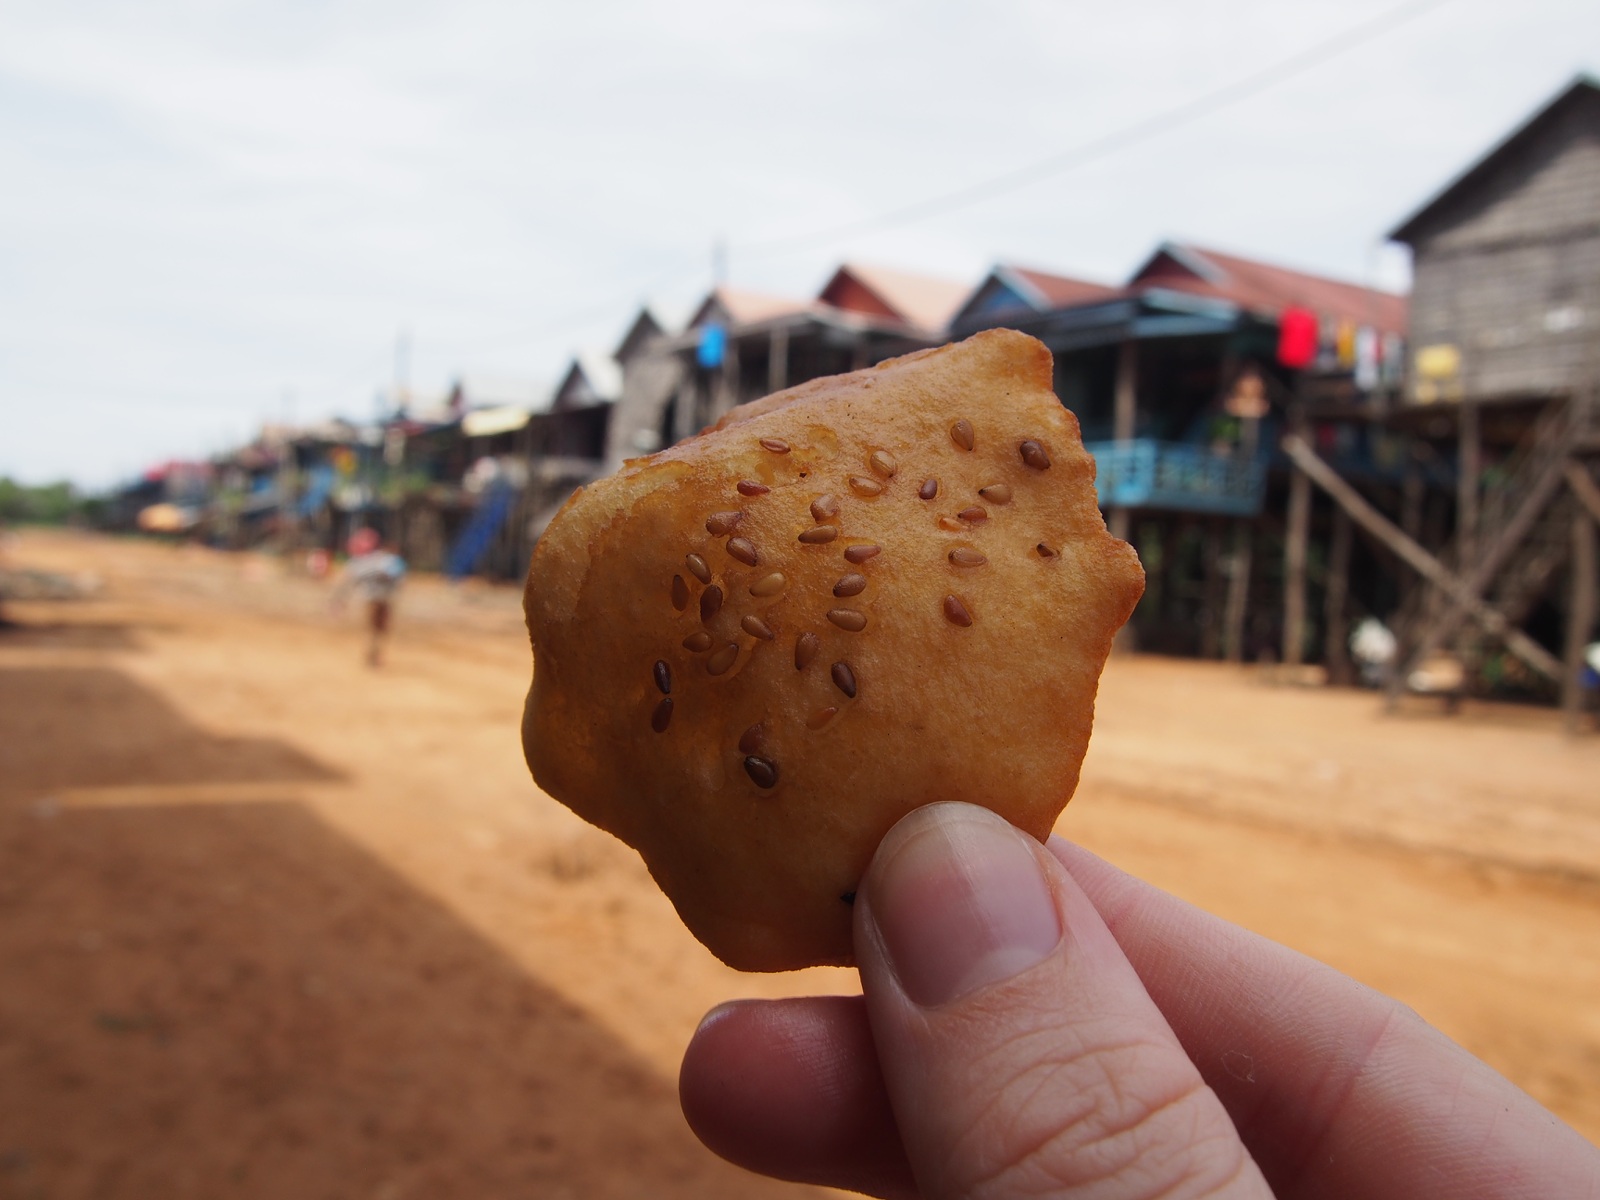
1414,343,1461,380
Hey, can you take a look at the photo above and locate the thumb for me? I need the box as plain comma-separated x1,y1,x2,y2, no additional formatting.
855,803,1270,1200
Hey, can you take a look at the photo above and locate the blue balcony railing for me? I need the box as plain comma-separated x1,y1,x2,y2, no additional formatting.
1086,439,1266,517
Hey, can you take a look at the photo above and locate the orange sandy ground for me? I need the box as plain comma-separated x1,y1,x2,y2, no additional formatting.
1,529,1597,1199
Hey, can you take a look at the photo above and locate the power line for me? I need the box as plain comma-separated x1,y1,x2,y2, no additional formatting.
283,0,1459,407
735,0,1459,260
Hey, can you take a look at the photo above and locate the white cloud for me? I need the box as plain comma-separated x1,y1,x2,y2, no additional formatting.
0,0,1595,485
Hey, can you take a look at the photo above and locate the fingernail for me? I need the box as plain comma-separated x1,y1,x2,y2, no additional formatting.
866,804,1061,1008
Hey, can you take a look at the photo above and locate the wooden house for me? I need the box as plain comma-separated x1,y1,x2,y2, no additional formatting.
1352,75,1600,720
605,266,967,470
953,250,1409,664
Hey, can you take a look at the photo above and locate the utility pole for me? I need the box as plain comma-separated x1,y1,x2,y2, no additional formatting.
392,328,412,417
712,237,728,288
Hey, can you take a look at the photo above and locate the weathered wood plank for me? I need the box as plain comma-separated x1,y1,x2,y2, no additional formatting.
1565,459,1600,526
1563,509,1597,733
1282,433,1561,680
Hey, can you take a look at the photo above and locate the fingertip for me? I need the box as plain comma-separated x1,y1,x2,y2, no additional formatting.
678,996,915,1198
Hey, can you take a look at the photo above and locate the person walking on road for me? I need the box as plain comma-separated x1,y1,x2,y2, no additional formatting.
332,527,405,667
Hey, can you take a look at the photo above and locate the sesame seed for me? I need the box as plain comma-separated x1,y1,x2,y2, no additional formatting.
682,631,713,652
749,571,787,597
1020,439,1052,470
743,756,779,789
740,614,776,640
919,478,939,500
951,419,975,451
848,475,884,497
726,536,759,566
705,511,744,537
827,609,867,632
978,483,1013,505
707,642,739,675
685,553,712,584
840,891,856,905
810,494,839,522
738,722,765,754
833,573,867,597
737,480,770,496
843,544,881,564
794,631,821,670
759,438,791,454
1036,543,1058,559
806,706,838,730
958,506,989,524
653,660,671,694
830,662,857,698
942,594,974,627
948,548,987,567
798,525,839,544
651,697,673,732
868,449,897,479
671,574,690,610
937,516,963,531
700,585,723,622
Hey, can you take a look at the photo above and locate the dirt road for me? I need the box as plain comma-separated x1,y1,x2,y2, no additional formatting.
2,530,1597,1198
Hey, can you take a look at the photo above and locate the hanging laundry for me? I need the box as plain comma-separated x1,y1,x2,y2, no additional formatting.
1335,321,1357,368
1317,316,1341,371
697,323,727,369
1277,307,1318,368
1381,332,1405,386
1354,326,1380,391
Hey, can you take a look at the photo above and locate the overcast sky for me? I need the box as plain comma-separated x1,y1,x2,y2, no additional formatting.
2,0,1596,488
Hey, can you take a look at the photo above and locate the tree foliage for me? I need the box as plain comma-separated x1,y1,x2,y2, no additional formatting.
0,478,82,525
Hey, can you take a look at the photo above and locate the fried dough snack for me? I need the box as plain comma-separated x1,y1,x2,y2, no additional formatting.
522,329,1143,971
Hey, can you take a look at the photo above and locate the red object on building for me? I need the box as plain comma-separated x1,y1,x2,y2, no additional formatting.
1277,307,1319,368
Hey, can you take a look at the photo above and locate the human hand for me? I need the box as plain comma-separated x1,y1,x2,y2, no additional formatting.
681,802,1600,1199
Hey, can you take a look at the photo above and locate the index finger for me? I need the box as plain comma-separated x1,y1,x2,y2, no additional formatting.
1050,839,1600,1200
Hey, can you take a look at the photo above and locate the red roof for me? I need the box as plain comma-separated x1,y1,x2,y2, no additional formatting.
688,287,815,330
818,263,971,335
1003,265,1120,309
1129,243,1406,335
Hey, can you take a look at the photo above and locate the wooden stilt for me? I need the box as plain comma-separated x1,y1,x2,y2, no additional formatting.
1566,460,1600,525
768,327,789,395
1401,461,1424,539
1284,470,1310,665
1324,506,1353,685
1458,397,1481,569
1110,338,1137,544
1282,433,1562,680
718,338,741,419
1283,407,1311,666
1201,519,1225,659
1224,520,1252,664
674,379,696,442
1563,508,1597,734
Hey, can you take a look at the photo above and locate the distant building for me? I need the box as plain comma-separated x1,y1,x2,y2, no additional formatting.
954,244,1407,662
1391,76,1600,408
605,267,968,468
1357,75,1600,716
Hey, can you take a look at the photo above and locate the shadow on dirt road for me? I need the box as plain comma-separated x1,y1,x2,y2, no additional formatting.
0,664,792,1200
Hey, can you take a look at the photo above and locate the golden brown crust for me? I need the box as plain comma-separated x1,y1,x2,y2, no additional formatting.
522,329,1143,971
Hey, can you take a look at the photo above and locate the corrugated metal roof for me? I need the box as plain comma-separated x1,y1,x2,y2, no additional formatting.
1000,265,1121,309
1389,75,1600,244
819,263,970,335
1129,242,1406,335
689,287,816,330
